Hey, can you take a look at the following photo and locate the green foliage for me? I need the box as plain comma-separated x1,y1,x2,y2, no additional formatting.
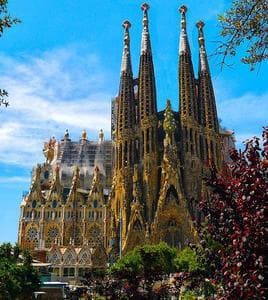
111,242,177,281
0,243,40,300
110,249,143,280
0,0,20,35
111,243,177,278
175,247,201,272
180,290,199,300
110,243,178,298
217,0,267,70
163,99,176,135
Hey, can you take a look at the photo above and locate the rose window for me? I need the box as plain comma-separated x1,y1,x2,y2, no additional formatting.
48,227,59,239
27,227,38,241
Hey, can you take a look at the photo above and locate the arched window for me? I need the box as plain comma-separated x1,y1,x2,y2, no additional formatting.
44,170,49,179
164,220,181,248
165,185,179,206
133,220,142,231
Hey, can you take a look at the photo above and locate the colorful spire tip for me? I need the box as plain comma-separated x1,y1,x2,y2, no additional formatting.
122,20,131,29
179,5,187,14
141,3,150,11
196,20,205,29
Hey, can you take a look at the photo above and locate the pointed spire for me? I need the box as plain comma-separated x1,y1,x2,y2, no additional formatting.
138,2,157,119
178,5,198,122
118,20,134,129
70,166,80,192
196,20,219,132
141,3,151,54
30,164,42,192
121,20,132,74
196,21,209,72
179,5,190,54
48,165,62,195
53,165,60,185
116,20,135,170
28,164,45,203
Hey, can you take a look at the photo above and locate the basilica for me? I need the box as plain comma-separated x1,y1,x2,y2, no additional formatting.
18,4,234,282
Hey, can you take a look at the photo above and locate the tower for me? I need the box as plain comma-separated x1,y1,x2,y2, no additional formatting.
196,21,221,167
110,20,136,251
138,3,159,224
18,4,229,268
178,6,203,217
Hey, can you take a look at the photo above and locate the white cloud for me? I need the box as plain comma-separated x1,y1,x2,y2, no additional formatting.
1,45,266,168
217,90,268,149
0,47,114,167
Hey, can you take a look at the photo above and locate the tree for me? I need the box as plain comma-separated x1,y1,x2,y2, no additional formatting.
217,0,268,70
0,243,40,300
0,0,20,107
173,244,218,299
110,242,178,299
198,127,267,299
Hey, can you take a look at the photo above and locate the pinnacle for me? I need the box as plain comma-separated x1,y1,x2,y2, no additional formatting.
122,20,131,30
179,5,187,14
196,20,205,29
141,3,150,11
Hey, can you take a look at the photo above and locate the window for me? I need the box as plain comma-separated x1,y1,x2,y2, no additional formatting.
44,170,49,179
32,200,37,209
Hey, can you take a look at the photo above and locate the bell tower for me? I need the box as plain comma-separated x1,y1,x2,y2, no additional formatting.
178,5,202,216
111,20,136,250
196,21,221,167
138,3,159,224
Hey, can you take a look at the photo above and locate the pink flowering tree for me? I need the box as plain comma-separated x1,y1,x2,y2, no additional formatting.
199,127,267,299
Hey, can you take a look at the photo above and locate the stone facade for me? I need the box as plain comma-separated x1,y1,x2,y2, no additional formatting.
18,130,112,280
108,4,231,257
18,3,235,279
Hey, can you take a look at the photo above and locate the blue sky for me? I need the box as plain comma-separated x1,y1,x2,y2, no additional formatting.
0,0,267,243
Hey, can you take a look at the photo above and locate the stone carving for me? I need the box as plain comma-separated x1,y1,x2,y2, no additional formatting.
43,137,56,164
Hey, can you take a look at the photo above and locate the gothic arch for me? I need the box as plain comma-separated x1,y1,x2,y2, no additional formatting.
78,246,92,265
133,219,142,231
63,247,77,265
47,246,62,264
165,185,179,206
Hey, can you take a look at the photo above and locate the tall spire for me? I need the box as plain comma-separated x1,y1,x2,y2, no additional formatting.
117,20,135,136
116,20,135,170
121,21,132,74
178,5,198,122
138,3,158,225
138,3,157,120
141,3,151,55
196,21,219,132
196,21,209,73
179,5,190,54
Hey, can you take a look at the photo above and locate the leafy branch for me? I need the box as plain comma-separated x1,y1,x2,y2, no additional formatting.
216,0,268,70
0,0,20,108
